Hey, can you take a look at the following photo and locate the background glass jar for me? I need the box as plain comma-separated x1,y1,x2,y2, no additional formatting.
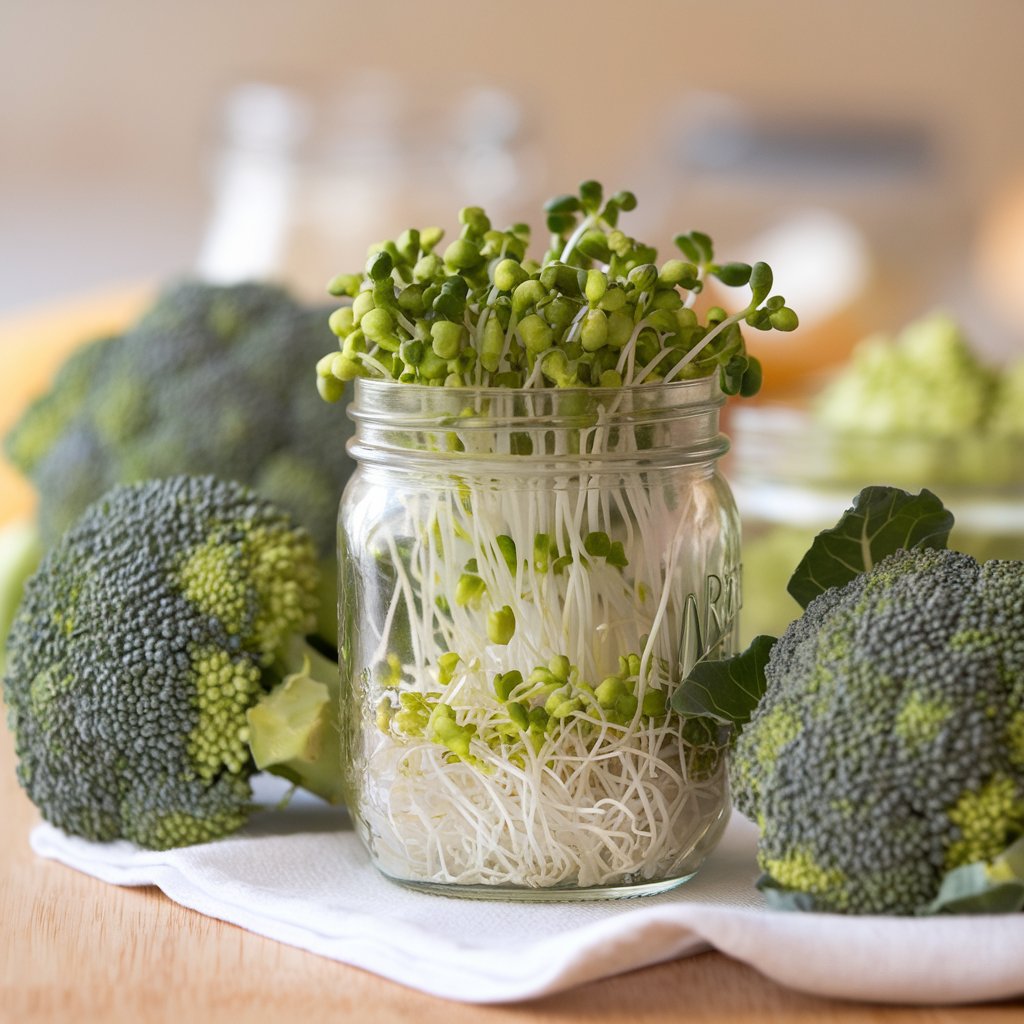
337,378,740,899
729,403,1024,644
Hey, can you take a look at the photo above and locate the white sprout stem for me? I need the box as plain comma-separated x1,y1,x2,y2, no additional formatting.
630,337,679,386
560,213,596,264
663,308,750,382
353,407,732,889
614,317,652,382
396,310,417,335
357,349,396,380
522,348,553,390
639,508,690,685
368,577,404,666
564,303,590,346
497,311,520,376
380,530,427,674
469,308,488,387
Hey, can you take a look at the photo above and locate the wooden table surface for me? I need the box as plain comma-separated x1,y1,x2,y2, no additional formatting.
1,289,1022,1023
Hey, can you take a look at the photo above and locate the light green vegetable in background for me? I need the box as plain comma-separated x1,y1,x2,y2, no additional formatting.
990,357,1024,438
677,486,1024,915
815,311,1023,438
3,476,343,850
736,312,1024,646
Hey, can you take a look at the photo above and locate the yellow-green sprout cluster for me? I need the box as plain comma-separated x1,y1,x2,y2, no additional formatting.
316,180,798,397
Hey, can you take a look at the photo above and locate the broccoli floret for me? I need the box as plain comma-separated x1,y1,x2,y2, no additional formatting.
815,313,997,438
3,476,343,849
4,334,123,472
4,281,355,567
731,546,1024,914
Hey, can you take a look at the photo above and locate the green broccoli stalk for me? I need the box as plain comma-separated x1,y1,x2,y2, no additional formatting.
3,475,343,849
0,520,42,675
676,486,1024,915
246,640,343,804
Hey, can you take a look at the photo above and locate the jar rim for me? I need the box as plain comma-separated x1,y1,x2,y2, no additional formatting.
348,374,725,428
352,374,724,402
346,374,729,469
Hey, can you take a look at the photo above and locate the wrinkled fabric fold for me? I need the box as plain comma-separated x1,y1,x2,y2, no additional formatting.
28,783,1024,1006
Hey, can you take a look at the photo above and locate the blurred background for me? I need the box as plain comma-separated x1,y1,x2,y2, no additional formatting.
4,0,1024,637
3,0,1024,370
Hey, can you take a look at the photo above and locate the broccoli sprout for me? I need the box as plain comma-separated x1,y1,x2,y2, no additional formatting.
315,180,797,397
319,181,789,891
342,399,736,889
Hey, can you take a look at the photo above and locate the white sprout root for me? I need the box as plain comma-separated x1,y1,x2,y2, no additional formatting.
365,716,729,888
347,406,738,891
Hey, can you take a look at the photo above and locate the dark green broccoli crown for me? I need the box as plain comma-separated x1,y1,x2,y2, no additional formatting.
732,547,1024,914
3,475,319,849
4,281,355,555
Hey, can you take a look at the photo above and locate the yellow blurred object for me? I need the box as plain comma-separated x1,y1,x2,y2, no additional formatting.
976,176,1024,335
751,306,871,398
0,284,152,525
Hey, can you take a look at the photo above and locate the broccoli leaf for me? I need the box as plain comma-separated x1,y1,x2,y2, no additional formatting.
247,639,344,806
756,874,820,912
671,634,776,730
787,486,954,610
918,837,1024,915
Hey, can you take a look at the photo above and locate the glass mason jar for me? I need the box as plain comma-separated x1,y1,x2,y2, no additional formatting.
729,404,1024,645
338,377,740,899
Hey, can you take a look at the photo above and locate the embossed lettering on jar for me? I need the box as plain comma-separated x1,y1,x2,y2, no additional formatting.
338,378,740,899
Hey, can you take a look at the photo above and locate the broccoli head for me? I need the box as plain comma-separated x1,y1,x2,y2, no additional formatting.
815,313,997,438
3,475,343,849
731,546,1024,914
4,281,355,561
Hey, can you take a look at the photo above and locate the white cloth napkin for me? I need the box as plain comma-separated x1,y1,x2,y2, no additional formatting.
29,776,1024,1006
